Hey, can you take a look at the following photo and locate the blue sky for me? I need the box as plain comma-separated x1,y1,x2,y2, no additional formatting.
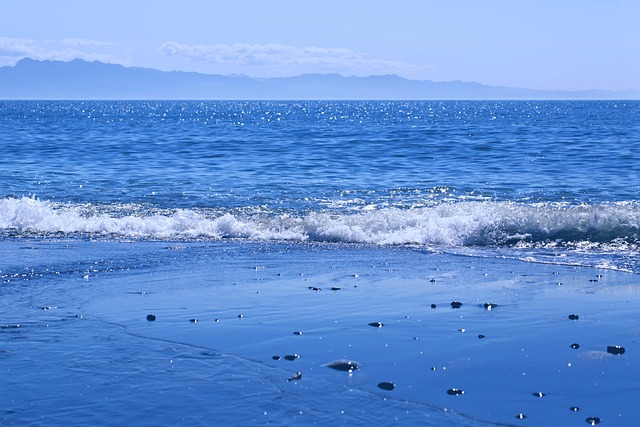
1,0,638,91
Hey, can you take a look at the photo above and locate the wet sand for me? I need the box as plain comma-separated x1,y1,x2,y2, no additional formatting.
2,241,639,425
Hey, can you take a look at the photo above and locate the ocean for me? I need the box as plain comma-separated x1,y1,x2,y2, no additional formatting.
1,100,640,426
2,100,639,270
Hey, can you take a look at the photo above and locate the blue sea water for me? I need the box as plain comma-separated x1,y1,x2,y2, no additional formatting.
2,100,640,426
1,100,639,271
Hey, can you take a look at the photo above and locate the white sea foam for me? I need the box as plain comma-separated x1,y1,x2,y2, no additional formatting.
1,197,638,248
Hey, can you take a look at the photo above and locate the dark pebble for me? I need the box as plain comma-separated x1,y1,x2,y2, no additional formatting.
287,372,302,382
272,355,281,360
450,301,463,309
284,354,300,361
293,331,303,335
368,322,384,328
429,278,436,283
308,286,321,291
570,407,580,412
237,314,244,319
532,392,545,397
607,345,625,355
571,343,580,349
483,303,498,310
589,279,598,282
447,388,464,395
430,304,437,309
146,314,156,321
326,360,360,372
331,287,342,291
377,382,395,391
190,318,198,323
515,414,527,419
0,324,21,329
568,314,580,320
585,417,601,425
478,334,486,339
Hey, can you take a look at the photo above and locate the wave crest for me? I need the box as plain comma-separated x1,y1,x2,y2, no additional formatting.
1,197,638,247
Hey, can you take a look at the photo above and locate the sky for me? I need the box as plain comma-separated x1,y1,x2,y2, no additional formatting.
1,0,639,91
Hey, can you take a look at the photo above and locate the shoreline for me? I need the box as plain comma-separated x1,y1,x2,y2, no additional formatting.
2,240,639,425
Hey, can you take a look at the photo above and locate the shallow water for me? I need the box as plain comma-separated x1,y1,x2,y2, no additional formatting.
2,241,639,425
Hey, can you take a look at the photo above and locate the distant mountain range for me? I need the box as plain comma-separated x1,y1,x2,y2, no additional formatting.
1,58,638,100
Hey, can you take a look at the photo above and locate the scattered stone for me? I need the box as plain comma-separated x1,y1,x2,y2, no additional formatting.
429,278,436,283
571,343,580,349
568,314,580,320
308,286,321,291
189,318,198,323
483,303,498,310
75,315,83,319
214,319,220,322
585,417,601,425
430,366,437,371
284,354,300,361
331,287,342,291
293,331,303,335
447,388,464,396
515,414,527,420
532,392,545,397
237,314,244,319
41,306,57,311
146,314,156,321
478,334,486,339
368,322,384,328
607,345,625,355
570,407,580,412
430,304,437,309
272,355,281,360
288,372,302,382
589,279,598,282
378,382,395,391
450,301,463,309
326,360,360,373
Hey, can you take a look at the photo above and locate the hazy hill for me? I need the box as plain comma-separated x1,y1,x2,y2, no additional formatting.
0,58,637,100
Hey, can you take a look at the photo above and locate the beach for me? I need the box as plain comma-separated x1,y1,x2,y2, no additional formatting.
2,239,638,426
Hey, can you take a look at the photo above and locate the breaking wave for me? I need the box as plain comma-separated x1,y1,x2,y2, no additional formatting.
1,197,639,249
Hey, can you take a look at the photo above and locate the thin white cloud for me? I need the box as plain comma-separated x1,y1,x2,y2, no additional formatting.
61,38,116,47
0,37,39,57
158,41,430,77
0,37,126,66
